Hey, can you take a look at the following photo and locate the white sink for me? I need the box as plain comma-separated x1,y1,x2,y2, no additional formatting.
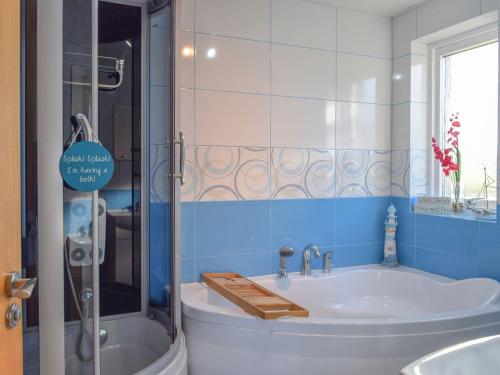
401,335,500,375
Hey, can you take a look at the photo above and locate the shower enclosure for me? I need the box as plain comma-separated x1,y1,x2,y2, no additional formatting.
21,0,186,373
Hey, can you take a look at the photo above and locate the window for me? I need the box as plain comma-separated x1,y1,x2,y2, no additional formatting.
433,29,498,208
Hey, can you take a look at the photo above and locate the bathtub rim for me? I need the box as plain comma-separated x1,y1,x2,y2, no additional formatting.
181,265,500,337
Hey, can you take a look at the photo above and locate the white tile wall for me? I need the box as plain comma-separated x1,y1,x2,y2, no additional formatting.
391,101,428,152
194,0,270,41
392,55,410,104
271,148,336,199
392,103,411,150
336,150,391,197
176,31,194,88
410,54,428,103
271,0,337,50
178,88,195,145
391,150,410,197
336,102,391,150
392,54,428,105
175,0,394,201
271,44,336,100
337,53,392,104
410,102,428,150
195,90,270,147
337,8,391,59
271,96,336,149
392,9,417,59
195,146,271,201
416,0,481,38
195,34,270,93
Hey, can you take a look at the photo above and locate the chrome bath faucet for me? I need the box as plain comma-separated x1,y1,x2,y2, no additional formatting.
301,245,320,276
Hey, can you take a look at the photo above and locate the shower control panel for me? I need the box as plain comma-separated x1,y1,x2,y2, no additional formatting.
65,198,106,267
66,232,105,266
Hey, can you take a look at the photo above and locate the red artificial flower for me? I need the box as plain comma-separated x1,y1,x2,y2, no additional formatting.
431,113,462,182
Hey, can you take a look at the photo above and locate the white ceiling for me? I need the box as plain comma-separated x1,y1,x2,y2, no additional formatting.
306,0,428,17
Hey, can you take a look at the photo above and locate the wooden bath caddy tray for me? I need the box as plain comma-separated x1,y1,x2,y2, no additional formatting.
201,273,309,320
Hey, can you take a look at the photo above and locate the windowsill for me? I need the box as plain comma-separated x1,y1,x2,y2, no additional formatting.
412,206,497,222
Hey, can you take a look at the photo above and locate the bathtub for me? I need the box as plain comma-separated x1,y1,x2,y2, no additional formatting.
181,265,500,375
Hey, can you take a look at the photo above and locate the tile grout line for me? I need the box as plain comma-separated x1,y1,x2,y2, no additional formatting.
191,30,393,61
189,87,393,106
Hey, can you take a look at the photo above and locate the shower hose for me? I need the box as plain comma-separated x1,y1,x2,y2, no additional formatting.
64,244,94,362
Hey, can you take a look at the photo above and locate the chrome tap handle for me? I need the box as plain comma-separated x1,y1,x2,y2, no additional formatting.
278,247,294,278
323,251,333,273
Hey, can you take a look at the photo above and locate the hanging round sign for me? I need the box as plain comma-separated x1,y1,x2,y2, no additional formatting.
59,141,115,192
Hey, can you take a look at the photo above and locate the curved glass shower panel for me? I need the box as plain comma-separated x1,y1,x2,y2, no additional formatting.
97,1,142,318
148,1,176,338
63,1,144,373
62,0,98,372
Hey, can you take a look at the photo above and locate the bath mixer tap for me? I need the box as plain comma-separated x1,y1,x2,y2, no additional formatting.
323,251,333,273
279,246,294,278
301,245,320,276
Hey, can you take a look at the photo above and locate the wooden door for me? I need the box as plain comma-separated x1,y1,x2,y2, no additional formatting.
0,0,23,374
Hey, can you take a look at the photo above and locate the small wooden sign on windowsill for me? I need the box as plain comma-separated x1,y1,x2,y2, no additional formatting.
413,196,452,214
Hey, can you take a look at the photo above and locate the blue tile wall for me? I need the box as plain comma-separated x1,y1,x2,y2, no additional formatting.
196,200,271,257
180,196,391,283
335,242,384,267
393,197,500,281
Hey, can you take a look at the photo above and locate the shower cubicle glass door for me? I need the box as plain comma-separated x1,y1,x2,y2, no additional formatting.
23,0,179,373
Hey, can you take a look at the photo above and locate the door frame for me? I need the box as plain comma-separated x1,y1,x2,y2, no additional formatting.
0,0,22,373
36,1,66,373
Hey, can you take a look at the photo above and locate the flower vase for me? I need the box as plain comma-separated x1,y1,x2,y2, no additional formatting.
452,184,463,213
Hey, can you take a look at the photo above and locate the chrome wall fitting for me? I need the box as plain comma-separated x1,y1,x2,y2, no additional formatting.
322,251,333,273
278,247,294,278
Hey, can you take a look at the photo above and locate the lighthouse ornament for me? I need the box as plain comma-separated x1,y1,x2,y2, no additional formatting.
382,203,398,267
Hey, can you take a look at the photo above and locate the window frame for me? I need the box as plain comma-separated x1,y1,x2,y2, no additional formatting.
429,25,498,204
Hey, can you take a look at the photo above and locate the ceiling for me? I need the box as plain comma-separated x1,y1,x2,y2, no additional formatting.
306,0,428,17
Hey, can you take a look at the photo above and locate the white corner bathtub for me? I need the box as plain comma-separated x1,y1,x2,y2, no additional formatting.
181,265,500,375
